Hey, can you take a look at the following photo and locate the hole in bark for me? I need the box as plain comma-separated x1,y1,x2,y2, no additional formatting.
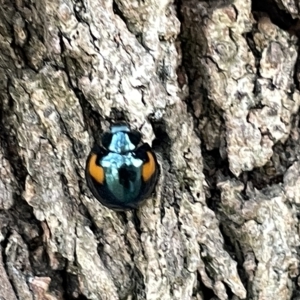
149,118,171,162
252,0,296,31
197,271,215,299
0,126,27,190
62,272,89,299
219,224,249,286
223,281,234,298
112,1,127,26
128,266,146,300
109,108,128,124
245,167,284,190
132,210,142,236
201,148,232,210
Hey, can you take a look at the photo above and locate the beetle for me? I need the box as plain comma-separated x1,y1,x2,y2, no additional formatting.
85,124,159,210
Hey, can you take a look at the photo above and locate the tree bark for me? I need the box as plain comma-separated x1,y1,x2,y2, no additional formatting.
0,0,299,299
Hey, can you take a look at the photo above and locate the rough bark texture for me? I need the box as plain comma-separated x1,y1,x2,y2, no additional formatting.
0,0,300,299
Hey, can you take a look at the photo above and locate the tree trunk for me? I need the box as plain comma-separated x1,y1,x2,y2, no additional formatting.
0,0,299,299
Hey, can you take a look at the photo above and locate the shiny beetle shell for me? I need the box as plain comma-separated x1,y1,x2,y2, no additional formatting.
85,124,159,210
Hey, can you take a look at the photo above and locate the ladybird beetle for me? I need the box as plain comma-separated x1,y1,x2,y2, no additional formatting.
85,124,159,210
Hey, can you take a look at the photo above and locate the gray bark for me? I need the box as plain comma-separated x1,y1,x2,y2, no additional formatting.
0,0,299,299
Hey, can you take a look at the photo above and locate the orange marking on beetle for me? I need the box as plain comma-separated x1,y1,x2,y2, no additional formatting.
88,154,104,184
142,151,156,182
